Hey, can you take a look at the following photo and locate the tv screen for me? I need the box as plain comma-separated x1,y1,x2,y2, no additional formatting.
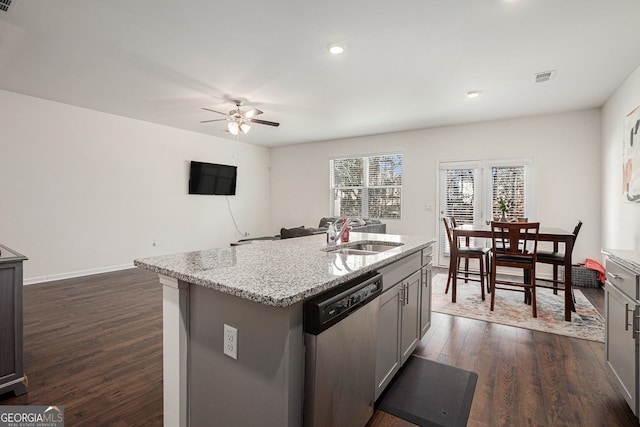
189,161,237,195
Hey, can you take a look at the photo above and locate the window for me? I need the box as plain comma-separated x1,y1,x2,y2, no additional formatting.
444,168,476,225
330,154,402,219
490,165,526,219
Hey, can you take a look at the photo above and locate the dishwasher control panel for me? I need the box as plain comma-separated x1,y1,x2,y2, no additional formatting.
304,272,383,335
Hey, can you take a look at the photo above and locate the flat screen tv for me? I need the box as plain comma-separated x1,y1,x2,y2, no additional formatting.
189,161,237,195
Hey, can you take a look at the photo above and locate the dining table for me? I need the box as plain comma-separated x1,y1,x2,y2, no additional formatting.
450,224,576,321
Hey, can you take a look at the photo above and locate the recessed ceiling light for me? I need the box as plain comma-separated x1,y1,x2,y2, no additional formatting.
466,91,481,98
327,43,345,55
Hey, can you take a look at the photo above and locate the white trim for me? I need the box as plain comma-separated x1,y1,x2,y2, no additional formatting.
24,263,134,285
161,274,189,427
329,150,404,161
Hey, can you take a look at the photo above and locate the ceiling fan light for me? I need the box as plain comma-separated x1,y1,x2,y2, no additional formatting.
228,121,239,135
327,43,345,55
240,123,251,134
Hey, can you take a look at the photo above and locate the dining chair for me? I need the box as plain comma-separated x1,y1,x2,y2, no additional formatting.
443,217,490,300
490,221,540,317
535,220,582,310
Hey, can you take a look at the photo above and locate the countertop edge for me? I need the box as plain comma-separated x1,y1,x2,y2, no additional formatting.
602,249,640,275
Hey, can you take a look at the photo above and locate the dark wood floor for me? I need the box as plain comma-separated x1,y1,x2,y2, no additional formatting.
1,268,637,426
0,268,163,426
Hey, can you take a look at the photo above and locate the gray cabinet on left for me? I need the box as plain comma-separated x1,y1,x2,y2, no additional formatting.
0,244,28,397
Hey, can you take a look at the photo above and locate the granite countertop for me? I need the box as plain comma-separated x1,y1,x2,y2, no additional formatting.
134,232,435,307
0,243,27,264
602,249,640,275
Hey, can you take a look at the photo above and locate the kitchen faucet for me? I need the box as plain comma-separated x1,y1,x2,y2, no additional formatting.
333,217,365,242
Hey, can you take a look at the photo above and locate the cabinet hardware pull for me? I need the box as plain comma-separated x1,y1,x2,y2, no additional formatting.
608,272,623,280
404,282,409,305
625,303,633,331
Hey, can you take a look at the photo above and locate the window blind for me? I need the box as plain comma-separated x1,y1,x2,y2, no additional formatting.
330,154,402,219
491,166,526,219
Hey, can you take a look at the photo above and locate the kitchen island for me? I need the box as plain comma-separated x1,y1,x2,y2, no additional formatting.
134,232,434,427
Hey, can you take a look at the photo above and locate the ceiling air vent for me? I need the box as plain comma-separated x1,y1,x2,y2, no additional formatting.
0,0,16,13
533,70,556,83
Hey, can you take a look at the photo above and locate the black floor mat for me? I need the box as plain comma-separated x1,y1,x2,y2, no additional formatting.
378,355,478,427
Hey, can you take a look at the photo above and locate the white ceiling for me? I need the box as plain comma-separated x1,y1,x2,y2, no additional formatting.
1,0,640,147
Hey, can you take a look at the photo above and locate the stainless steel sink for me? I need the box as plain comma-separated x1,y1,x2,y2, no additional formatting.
324,241,403,255
345,243,401,252
332,248,381,256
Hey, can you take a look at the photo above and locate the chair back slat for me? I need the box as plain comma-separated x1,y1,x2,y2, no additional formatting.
491,221,540,262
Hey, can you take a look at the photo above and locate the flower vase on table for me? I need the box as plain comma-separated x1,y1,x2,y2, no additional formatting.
496,196,511,223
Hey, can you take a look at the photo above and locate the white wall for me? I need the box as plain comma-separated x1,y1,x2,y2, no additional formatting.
270,109,602,266
602,64,640,251
0,90,271,283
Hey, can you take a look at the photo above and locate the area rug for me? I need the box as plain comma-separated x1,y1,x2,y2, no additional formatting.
378,355,477,427
431,273,605,343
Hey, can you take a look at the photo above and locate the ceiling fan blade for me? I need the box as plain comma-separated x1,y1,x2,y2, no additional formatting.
249,118,280,127
200,118,228,123
201,107,228,116
244,109,263,119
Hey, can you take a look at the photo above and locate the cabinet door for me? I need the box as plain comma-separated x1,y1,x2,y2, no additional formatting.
0,261,25,396
605,280,638,414
375,284,401,400
420,265,432,338
400,271,421,364
0,268,16,380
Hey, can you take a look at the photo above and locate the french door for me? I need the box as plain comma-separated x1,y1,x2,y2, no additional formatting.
437,159,532,267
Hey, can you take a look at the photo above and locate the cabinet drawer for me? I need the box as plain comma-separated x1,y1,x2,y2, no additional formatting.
606,260,639,300
379,252,421,293
422,245,433,266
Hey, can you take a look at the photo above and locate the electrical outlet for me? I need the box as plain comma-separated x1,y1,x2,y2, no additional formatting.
223,324,237,360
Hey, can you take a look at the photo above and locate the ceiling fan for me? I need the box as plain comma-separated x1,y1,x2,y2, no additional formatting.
200,100,280,135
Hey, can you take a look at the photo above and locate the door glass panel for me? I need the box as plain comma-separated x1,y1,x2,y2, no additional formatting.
438,159,532,267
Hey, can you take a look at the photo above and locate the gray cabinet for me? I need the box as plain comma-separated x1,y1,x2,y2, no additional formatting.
420,246,433,337
400,271,421,364
604,256,640,416
375,245,433,400
0,244,28,397
375,281,402,400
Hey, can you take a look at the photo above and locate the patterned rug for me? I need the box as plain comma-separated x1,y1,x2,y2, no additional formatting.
431,273,605,343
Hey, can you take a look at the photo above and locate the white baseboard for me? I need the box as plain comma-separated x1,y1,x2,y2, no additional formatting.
24,263,135,285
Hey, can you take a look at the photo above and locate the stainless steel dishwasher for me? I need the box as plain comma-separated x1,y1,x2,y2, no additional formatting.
303,272,383,427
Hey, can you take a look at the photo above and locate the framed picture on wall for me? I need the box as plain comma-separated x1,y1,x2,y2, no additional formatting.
623,105,640,202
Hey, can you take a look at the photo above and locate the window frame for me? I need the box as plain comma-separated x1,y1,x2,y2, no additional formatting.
329,153,403,220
